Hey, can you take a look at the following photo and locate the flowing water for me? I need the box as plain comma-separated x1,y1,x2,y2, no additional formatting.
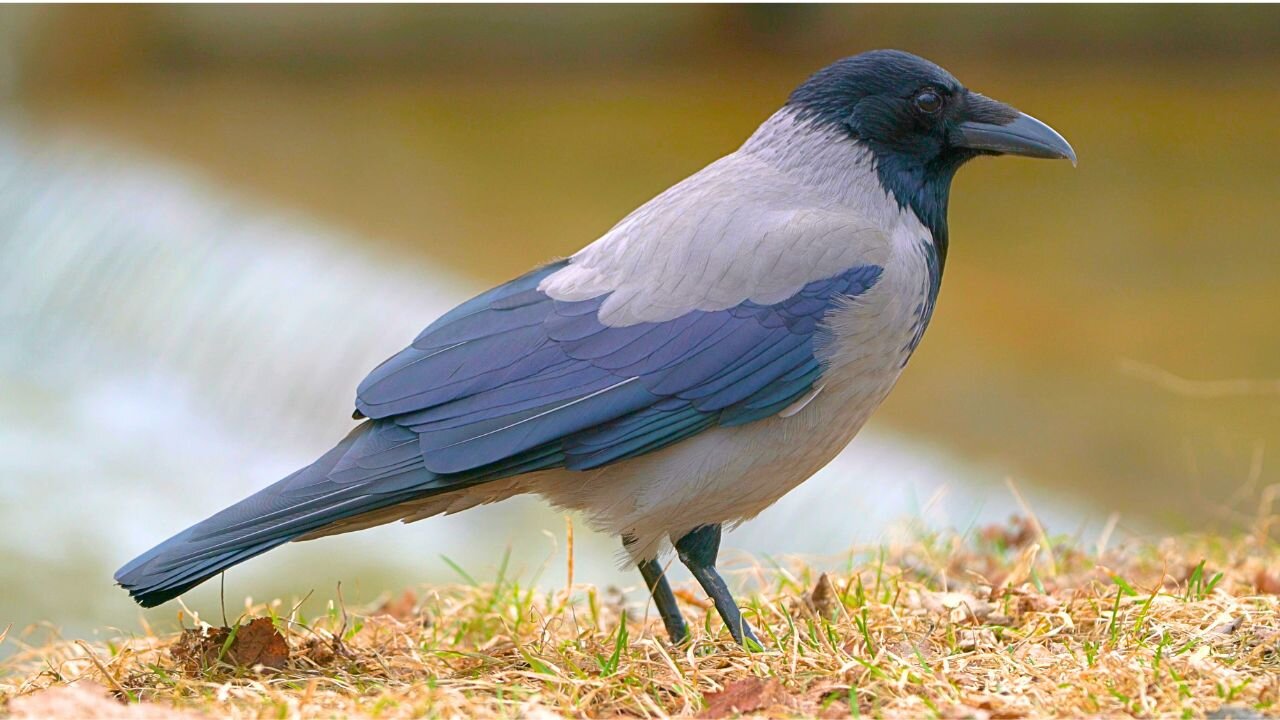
0,122,1097,654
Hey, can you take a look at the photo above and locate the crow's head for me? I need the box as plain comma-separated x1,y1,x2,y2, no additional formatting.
789,49,1075,170
786,49,1075,259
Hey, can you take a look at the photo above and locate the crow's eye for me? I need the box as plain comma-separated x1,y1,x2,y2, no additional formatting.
914,90,943,114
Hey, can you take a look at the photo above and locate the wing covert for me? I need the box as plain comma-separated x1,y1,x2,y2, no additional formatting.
355,261,882,475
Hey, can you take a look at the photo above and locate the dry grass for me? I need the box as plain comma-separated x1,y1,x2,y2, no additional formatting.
3,516,1278,719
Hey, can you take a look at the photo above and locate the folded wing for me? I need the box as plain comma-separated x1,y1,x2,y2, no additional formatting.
357,260,884,474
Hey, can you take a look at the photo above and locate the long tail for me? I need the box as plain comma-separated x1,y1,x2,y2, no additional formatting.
115,421,436,607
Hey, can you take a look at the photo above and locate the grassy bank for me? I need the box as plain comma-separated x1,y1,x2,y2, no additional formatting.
3,516,1278,719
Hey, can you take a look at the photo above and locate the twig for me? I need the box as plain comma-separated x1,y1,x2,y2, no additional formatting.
288,588,316,625
1120,358,1280,398
1256,484,1280,544
1005,478,1058,576
1224,441,1267,512
1095,512,1121,559
74,640,128,697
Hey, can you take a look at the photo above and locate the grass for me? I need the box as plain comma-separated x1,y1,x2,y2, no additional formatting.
2,516,1277,719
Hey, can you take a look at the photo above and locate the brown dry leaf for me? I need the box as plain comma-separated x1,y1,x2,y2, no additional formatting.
375,589,419,622
674,588,713,609
809,573,839,620
169,617,288,674
301,637,336,666
979,516,1037,549
230,617,289,668
9,682,203,719
700,677,793,718
1255,568,1280,595
169,625,229,674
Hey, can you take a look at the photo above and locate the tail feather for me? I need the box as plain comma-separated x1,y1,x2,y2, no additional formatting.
114,421,437,608
122,544,277,607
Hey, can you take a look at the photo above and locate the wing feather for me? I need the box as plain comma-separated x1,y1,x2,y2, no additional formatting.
353,261,883,474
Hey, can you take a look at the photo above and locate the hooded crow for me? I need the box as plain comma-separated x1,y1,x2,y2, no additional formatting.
116,49,1074,646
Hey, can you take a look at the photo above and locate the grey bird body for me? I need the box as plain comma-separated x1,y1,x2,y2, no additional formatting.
116,50,1074,645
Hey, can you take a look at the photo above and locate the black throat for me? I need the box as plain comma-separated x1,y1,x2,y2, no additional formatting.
866,147,968,282
869,149,966,348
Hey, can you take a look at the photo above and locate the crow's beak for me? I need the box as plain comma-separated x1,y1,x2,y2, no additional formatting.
953,95,1076,166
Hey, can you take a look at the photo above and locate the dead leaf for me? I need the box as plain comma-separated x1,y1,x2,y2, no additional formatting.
964,696,1030,719
701,677,793,718
810,682,856,718
376,589,419,622
9,682,204,719
169,626,228,674
674,588,713,609
956,628,997,652
516,701,567,720
1013,592,1060,614
938,704,992,720
888,639,934,663
170,617,288,674
1243,629,1280,661
231,617,289,668
809,573,839,620
921,591,993,624
1014,642,1055,666
980,516,1037,549
1255,569,1280,595
1212,616,1244,635
302,637,336,666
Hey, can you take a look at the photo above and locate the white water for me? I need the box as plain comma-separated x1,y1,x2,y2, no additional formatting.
0,122,1096,651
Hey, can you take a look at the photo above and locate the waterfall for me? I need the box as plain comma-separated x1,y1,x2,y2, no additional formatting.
0,124,470,446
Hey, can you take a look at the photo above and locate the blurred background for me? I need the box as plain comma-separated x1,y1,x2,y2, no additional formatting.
2,5,1278,656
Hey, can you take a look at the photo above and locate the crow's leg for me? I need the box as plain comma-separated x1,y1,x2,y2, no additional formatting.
635,556,689,644
674,524,760,647
625,533,689,644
